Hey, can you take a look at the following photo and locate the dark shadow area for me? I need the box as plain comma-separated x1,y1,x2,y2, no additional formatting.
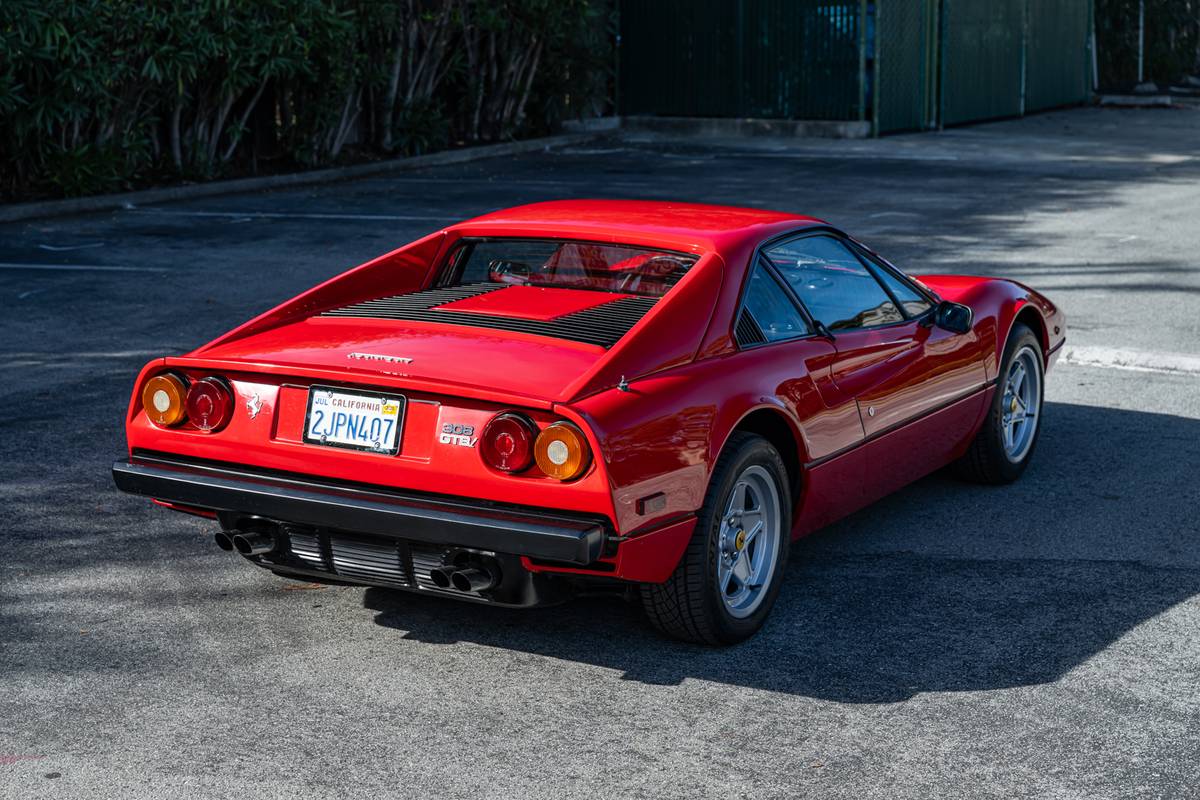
3,108,1199,704
363,401,1200,703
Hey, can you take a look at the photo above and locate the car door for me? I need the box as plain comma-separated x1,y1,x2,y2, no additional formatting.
735,256,867,534
761,233,988,495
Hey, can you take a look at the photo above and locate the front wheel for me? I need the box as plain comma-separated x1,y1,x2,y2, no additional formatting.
955,323,1045,484
640,432,791,645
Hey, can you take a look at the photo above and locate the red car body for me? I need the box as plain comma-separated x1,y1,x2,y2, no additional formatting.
114,200,1065,614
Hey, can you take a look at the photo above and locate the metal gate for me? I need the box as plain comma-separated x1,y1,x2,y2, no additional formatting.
619,0,866,121
940,0,1025,126
875,0,940,133
1026,0,1093,112
618,0,1094,131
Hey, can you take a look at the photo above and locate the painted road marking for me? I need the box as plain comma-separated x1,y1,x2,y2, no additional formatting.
0,263,161,272
1060,345,1200,376
38,242,106,252
127,209,457,222
0,350,169,369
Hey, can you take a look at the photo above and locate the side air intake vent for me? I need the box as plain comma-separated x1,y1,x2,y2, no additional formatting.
735,311,766,347
322,283,658,348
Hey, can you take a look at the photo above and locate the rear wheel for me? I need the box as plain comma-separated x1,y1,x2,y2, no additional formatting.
640,432,791,645
955,323,1044,484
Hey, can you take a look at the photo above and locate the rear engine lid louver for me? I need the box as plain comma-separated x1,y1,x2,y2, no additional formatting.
321,283,659,348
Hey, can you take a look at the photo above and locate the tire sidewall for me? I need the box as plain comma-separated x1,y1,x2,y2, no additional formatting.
985,324,1045,481
700,437,791,643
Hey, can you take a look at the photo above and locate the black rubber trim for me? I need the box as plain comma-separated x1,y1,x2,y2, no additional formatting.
112,453,606,564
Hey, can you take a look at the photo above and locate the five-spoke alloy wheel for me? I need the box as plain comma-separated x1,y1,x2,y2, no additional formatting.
641,432,790,644
956,322,1045,483
715,465,783,619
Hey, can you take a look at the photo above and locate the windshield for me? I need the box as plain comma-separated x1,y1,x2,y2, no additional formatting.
445,239,698,298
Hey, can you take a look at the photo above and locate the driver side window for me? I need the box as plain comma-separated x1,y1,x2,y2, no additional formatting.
764,236,904,330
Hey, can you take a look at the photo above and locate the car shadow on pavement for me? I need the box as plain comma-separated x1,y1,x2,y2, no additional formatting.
365,401,1200,703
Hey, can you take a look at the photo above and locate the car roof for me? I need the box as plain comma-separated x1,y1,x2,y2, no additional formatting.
449,200,826,253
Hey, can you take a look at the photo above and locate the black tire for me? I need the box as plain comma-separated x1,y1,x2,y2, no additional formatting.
954,323,1044,484
640,432,791,645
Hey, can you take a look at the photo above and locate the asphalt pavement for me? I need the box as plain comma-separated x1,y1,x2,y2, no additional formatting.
2,105,1199,799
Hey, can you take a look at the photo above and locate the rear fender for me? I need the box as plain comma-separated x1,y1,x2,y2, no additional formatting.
571,357,818,538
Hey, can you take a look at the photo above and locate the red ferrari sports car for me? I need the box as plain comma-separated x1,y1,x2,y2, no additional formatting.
113,200,1064,644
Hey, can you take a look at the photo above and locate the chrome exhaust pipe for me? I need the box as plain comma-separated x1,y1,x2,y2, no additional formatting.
232,530,275,556
214,531,235,552
451,567,497,593
429,565,457,589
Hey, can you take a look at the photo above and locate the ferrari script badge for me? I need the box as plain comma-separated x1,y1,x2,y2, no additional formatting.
348,352,413,364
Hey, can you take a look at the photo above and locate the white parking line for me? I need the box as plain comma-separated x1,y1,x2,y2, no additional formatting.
0,350,169,369
38,243,106,252
739,150,961,162
127,209,457,222
5,350,165,359
0,263,161,272
1060,345,1200,376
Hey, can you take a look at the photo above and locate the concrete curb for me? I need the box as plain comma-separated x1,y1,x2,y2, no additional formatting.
0,132,600,224
566,115,871,139
1097,94,1176,108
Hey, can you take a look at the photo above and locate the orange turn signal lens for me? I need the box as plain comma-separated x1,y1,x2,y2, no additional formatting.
534,422,591,481
142,373,188,427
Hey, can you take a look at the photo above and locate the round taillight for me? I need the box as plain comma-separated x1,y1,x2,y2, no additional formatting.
185,377,234,432
480,412,536,473
534,422,591,481
142,373,188,427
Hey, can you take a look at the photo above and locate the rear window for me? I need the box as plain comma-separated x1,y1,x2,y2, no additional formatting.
444,239,698,298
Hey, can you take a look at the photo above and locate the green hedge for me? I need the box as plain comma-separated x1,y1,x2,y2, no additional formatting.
0,0,613,200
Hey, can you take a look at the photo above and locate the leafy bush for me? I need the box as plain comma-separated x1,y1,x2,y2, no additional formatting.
0,0,613,200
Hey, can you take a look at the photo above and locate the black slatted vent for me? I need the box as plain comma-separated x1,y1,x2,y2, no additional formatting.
321,282,659,348
735,311,766,347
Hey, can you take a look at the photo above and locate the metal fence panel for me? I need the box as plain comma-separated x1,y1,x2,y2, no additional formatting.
619,1,739,117
740,1,864,119
941,0,1026,125
619,0,864,120
1026,0,1092,110
620,0,1093,129
876,0,940,133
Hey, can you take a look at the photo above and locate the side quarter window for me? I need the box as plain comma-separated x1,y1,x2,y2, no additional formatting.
740,258,811,344
764,235,904,330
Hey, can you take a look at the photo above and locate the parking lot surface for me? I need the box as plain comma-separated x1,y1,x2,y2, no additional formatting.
2,105,1199,799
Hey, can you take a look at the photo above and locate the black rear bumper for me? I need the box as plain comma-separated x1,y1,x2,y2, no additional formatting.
112,453,607,565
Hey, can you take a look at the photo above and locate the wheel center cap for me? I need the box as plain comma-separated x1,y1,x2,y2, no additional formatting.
734,530,746,551
1009,396,1018,413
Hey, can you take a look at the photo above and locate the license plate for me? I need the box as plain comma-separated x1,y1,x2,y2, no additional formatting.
303,386,405,455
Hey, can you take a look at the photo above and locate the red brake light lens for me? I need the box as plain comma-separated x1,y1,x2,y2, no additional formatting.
480,412,536,473
185,377,234,432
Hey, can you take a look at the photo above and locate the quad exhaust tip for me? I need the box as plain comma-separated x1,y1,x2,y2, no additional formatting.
451,567,496,593
429,565,457,589
428,560,499,593
214,531,235,552
232,530,276,556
